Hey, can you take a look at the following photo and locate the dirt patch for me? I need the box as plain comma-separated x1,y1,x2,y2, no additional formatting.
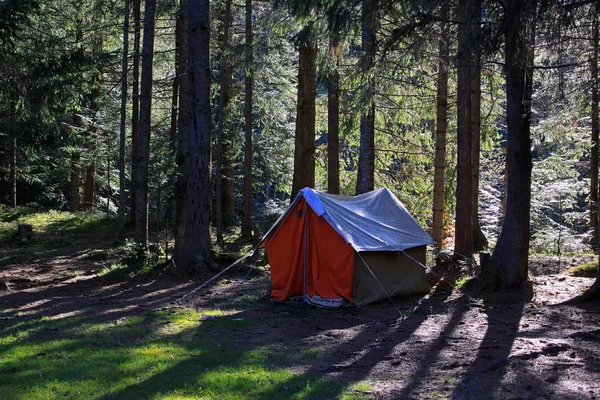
1,245,599,399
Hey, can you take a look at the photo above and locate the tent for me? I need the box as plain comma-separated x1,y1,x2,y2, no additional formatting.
258,187,436,307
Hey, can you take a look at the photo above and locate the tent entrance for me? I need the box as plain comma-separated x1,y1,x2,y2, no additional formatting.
265,198,355,304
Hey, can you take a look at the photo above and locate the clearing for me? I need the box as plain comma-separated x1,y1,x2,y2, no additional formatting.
1,209,599,399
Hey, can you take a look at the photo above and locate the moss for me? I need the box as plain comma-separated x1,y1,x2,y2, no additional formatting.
565,261,598,277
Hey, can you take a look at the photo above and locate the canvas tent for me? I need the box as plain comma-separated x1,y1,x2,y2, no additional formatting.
258,187,436,306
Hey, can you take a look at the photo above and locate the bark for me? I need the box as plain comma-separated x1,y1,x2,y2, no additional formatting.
119,0,130,240
241,0,253,237
174,2,189,259
215,0,232,244
177,0,212,270
131,0,141,224
583,8,600,300
454,0,474,259
356,0,377,195
166,9,180,227
432,4,450,248
490,0,536,287
70,113,84,212
327,29,340,195
134,0,157,247
84,135,96,211
291,37,317,199
85,35,102,212
471,0,488,251
591,10,599,249
9,92,17,208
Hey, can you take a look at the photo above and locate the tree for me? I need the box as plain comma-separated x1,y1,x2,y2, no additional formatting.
131,0,141,224
8,92,18,208
582,5,600,301
84,36,103,212
489,0,537,287
241,0,253,237
70,113,83,212
454,0,474,259
134,0,157,248
432,2,450,248
327,28,340,195
174,0,189,259
291,27,317,199
591,8,599,248
176,0,212,270
119,0,130,240
356,0,377,195
215,0,232,244
471,0,488,251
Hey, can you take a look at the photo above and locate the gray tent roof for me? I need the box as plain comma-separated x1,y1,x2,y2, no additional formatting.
262,187,436,252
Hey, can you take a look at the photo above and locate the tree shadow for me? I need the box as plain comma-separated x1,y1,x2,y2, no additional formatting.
450,289,528,399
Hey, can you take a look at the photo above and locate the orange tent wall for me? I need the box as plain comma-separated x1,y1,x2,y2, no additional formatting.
265,198,355,302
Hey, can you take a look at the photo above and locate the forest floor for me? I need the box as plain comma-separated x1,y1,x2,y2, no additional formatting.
1,208,600,399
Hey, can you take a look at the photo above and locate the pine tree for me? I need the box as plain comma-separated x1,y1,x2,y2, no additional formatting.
454,0,474,259
327,28,340,195
432,2,450,248
241,0,254,237
119,0,130,240
291,27,317,199
177,0,212,270
134,0,157,248
490,0,537,287
356,0,377,195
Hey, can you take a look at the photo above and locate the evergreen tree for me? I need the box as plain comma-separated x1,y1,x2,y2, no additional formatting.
135,0,157,248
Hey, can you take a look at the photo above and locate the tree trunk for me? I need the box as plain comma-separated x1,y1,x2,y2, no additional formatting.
432,4,450,248
177,0,212,270
490,0,536,288
221,6,235,229
591,10,599,249
471,0,488,251
241,0,253,237
70,113,83,213
131,0,141,224
119,0,130,240
327,29,340,195
85,34,102,213
166,9,180,228
583,7,600,300
356,0,377,195
9,92,17,208
291,36,317,199
84,130,97,211
215,0,232,244
174,2,189,259
134,0,157,248
454,0,474,259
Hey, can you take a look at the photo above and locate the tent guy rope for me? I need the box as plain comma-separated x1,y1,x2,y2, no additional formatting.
176,248,256,303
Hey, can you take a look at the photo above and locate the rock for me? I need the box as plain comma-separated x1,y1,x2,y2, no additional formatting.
542,343,569,357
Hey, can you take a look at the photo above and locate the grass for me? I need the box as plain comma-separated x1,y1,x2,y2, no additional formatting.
0,308,372,400
565,261,598,277
0,208,374,399
0,205,116,246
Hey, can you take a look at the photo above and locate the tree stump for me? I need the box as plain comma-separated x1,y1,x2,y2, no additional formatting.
16,224,33,237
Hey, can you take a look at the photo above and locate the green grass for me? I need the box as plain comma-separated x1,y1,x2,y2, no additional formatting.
565,261,598,277
0,308,372,400
0,205,116,245
453,275,470,289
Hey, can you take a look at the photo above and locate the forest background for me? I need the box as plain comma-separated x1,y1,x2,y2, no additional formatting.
1,0,599,295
